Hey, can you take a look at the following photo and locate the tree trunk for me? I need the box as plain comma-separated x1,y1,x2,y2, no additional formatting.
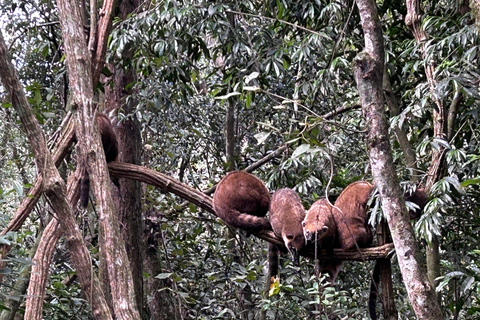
105,39,144,320
376,221,397,319
353,0,443,318
470,0,480,25
405,0,454,298
382,68,418,179
55,0,141,318
104,0,144,311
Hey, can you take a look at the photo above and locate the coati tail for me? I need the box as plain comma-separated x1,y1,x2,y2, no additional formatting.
222,210,272,233
80,173,90,208
368,261,380,320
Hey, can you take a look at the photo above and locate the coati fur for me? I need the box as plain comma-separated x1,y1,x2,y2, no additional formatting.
405,187,428,219
212,171,271,233
269,188,306,263
302,198,341,283
332,181,374,250
79,113,119,208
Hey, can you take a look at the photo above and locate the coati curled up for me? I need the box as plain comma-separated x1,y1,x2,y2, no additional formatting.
213,171,271,233
269,188,306,263
79,113,119,208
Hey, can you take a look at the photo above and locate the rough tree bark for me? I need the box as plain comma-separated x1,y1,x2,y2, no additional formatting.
24,167,83,319
55,0,141,318
353,0,443,318
405,0,460,294
0,30,113,320
104,0,144,315
470,0,480,25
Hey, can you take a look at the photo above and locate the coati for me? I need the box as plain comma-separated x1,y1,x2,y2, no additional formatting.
79,113,119,208
302,198,337,247
332,181,374,250
302,198,342,282
212,171,271,233
328,181,428,320
269,188,306,264
405,187,428,219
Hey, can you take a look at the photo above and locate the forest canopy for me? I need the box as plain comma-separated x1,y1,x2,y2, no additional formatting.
0,0,479,319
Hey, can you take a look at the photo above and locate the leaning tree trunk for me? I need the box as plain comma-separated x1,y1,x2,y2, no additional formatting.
0,31,113,320
353,0,443,318
405,0,462,296
55,0,141,318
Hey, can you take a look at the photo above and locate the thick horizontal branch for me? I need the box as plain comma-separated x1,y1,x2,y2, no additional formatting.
108,162,395,261
302,242,395,261
108,162,214,214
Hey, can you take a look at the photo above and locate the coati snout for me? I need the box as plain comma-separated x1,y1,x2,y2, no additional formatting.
282,232,304,264
302,223,328,242
270,188,306,264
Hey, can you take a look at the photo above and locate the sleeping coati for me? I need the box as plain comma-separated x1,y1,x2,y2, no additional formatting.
213,171,271,233
79,113,119,208
269,188,306,264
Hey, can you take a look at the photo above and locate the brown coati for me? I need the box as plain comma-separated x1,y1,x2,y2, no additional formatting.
212,171,271,233
269,188,306,264
302,198,337,248
309,181,375,284
79,113,119,208
332,181,374,250
405,187,428,219
329,181,428,320
302,198,341,282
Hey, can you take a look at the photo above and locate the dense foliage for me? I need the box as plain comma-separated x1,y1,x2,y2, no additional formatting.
1,0,480,319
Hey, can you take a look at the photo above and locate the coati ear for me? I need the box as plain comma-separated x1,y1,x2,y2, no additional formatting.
286,233,294,240
321,226,329,233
